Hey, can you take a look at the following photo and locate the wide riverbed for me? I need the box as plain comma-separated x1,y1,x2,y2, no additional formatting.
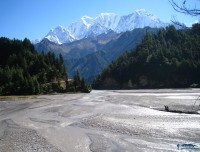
0,89,200,152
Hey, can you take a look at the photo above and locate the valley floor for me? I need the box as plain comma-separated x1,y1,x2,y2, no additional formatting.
0,89,200,152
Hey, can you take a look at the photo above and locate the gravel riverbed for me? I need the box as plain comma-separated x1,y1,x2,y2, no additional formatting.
0,89,200,152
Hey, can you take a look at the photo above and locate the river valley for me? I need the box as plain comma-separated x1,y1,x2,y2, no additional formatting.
0,89,200,152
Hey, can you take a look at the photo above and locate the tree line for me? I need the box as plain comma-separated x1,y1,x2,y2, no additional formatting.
93,24,200,89
0,37,91,95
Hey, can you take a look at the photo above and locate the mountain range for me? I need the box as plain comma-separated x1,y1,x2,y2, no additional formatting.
34,9,168,44
35,9,170,82
35,27,158,82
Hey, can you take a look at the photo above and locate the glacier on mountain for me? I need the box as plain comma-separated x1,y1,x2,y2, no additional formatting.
36,9,169,44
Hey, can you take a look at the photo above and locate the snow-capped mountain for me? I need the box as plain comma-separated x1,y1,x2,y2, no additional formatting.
36,9,168,44
45,25,75,44
116,9,167,32
68,13,120,39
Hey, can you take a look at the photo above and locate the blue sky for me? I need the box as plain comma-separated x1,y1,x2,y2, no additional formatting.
0,0,199,40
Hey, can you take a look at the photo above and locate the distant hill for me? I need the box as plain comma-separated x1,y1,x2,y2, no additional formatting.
92,24,200,89
35,27,158,82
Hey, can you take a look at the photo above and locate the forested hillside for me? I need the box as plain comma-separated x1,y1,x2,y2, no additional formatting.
93,24,200,89
71,27,158,82
0,37,90,95
35,27,157,82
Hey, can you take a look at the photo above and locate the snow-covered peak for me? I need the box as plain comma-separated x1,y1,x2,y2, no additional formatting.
94,13,120,30
135,9,160,22
45,25,75,44
116,9,167,32
68,13,119,39
81,16,94,28
48,25,67,34
135,9,148,15
36,9,169,44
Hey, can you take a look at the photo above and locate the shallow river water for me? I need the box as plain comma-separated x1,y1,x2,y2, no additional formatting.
0,89,200,152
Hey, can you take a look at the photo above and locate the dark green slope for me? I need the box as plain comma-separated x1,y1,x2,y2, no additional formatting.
93,24,200,89
69,51,109,83
68,27,158,81
102,27,157,60
0,37,67,95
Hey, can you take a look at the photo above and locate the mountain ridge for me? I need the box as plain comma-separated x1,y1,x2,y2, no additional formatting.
34,9,169,44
